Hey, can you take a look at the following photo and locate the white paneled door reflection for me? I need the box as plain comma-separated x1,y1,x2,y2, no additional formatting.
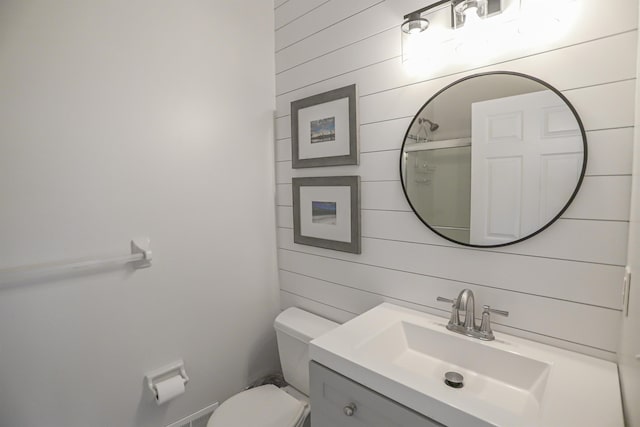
470,90,583,245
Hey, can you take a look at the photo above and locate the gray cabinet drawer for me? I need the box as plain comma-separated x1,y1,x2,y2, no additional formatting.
310,361,444,427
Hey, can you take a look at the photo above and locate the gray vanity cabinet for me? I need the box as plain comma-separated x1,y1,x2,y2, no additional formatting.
309,361,444,427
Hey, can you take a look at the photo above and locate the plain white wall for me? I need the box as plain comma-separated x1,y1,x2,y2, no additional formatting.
0,1,280,426
618,7,640,425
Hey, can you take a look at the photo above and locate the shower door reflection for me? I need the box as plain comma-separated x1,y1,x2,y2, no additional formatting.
405,143,472,244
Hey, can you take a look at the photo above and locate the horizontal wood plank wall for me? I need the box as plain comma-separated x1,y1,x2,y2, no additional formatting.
274,0,638,360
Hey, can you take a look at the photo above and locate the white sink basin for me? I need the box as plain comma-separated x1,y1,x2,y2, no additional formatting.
355,320,551,419
310,303,623,427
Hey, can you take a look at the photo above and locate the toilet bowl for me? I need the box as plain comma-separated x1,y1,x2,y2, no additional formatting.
207,307,338,427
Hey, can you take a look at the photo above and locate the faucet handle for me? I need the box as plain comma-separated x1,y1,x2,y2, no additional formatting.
484,305,509,317
436,296,460,326
479,305,508,339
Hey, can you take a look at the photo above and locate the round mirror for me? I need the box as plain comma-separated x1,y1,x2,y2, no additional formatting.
400,72,587,247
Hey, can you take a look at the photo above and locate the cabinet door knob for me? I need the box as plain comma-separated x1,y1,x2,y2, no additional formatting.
343,403,357,416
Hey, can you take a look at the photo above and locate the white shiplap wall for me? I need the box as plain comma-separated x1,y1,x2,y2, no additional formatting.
274,0,637,360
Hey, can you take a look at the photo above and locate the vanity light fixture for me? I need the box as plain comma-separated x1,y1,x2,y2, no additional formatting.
402,0,579,73
401,0,449,35
452,0,488,29
401,11,430,34
401,0,502,35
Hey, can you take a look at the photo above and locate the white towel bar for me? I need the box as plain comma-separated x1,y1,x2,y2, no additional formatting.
0,238,152,284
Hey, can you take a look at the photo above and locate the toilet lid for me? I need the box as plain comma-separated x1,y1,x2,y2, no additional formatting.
207,385,308,427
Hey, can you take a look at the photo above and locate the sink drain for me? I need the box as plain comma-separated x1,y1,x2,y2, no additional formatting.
444,371,464,389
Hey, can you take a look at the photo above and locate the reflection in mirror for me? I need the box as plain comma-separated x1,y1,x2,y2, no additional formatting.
400,72,586,247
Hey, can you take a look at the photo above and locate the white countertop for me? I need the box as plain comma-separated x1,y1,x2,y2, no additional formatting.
310,303,623,427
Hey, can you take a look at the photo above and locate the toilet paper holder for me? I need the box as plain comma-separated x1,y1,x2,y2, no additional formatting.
145,359,189,398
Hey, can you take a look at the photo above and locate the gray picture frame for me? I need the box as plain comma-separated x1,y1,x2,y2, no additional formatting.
292,176,361,254
291,84,359,168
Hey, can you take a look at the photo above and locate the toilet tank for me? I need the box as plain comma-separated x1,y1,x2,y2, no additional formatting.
274,307,339,396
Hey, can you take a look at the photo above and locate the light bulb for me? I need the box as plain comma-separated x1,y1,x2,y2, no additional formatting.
464,6,482,27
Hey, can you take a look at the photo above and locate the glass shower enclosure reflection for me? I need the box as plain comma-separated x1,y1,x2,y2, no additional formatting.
404,141,472,244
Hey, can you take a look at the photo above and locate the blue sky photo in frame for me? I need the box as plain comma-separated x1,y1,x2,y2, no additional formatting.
310,117,336,144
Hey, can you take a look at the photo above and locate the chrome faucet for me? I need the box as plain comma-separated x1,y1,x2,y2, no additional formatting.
457,289,475,331
437,289,508,341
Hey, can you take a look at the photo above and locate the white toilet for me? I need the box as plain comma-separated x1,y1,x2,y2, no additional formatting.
206,307,338,427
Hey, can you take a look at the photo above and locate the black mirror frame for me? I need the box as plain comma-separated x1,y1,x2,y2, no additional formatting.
399,71,588,248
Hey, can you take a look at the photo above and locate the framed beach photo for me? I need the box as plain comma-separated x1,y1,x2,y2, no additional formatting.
292,176,361,254
291,84,358,168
